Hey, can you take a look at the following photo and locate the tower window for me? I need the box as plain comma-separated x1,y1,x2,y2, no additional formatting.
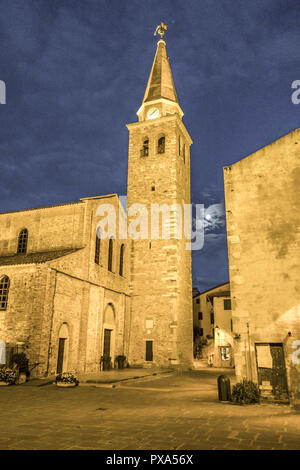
0,276,10,310
95,227,101,264
157,136,165,154
17,229,28,254
140,139,149,157
224,299,231,310
108,238,114,272
210,313,214,324
178,135,181,155
183,144,186,163
151,186,155,191
119,244,125,276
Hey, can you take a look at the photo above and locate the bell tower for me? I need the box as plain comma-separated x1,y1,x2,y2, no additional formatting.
126,24,193,367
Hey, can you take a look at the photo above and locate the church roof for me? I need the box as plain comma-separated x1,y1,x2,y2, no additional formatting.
142,40,178,104
0,248,82,266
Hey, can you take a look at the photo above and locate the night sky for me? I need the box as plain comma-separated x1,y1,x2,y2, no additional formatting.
1,0,300,292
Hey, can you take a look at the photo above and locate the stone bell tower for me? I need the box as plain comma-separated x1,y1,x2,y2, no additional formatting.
126,24,193,367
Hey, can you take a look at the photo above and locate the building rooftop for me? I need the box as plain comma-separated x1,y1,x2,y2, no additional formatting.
0,194,119,216
195,281,230,296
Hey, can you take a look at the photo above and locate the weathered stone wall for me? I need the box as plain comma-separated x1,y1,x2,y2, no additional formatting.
224,129,300,399
0,264,48,373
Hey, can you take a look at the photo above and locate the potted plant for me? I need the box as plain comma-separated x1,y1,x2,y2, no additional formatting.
0,367,17,386
55,372,79,388
11,352,29,384
115,355,127,369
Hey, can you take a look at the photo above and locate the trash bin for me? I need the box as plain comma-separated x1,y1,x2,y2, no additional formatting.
217,375,231,401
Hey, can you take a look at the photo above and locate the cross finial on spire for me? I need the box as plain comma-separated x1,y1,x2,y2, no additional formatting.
154,22,167,40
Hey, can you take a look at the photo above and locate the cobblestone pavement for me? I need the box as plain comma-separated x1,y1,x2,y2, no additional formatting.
0,369,299,450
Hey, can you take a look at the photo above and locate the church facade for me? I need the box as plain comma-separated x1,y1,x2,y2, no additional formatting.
0,34,194,376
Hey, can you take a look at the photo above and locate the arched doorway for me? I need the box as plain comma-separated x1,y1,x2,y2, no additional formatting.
56,323,69,374
102,304,115,369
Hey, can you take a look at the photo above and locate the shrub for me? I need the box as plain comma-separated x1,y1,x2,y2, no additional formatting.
232,379,260,404
56,372,79,385
0,367,17,384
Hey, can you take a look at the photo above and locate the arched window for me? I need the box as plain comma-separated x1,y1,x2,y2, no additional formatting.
119,244,125,276
17,229,28,254
0,276,10,310
157,136,165,154
140,138,149,157
108,238,114,272
95,227,101,264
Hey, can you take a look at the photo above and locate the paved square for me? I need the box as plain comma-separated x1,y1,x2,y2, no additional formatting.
0,369,299,450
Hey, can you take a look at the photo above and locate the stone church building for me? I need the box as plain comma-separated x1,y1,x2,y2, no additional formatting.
0,34,194,377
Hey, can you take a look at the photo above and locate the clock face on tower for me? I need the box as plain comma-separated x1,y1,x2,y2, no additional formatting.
146,107,160,120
